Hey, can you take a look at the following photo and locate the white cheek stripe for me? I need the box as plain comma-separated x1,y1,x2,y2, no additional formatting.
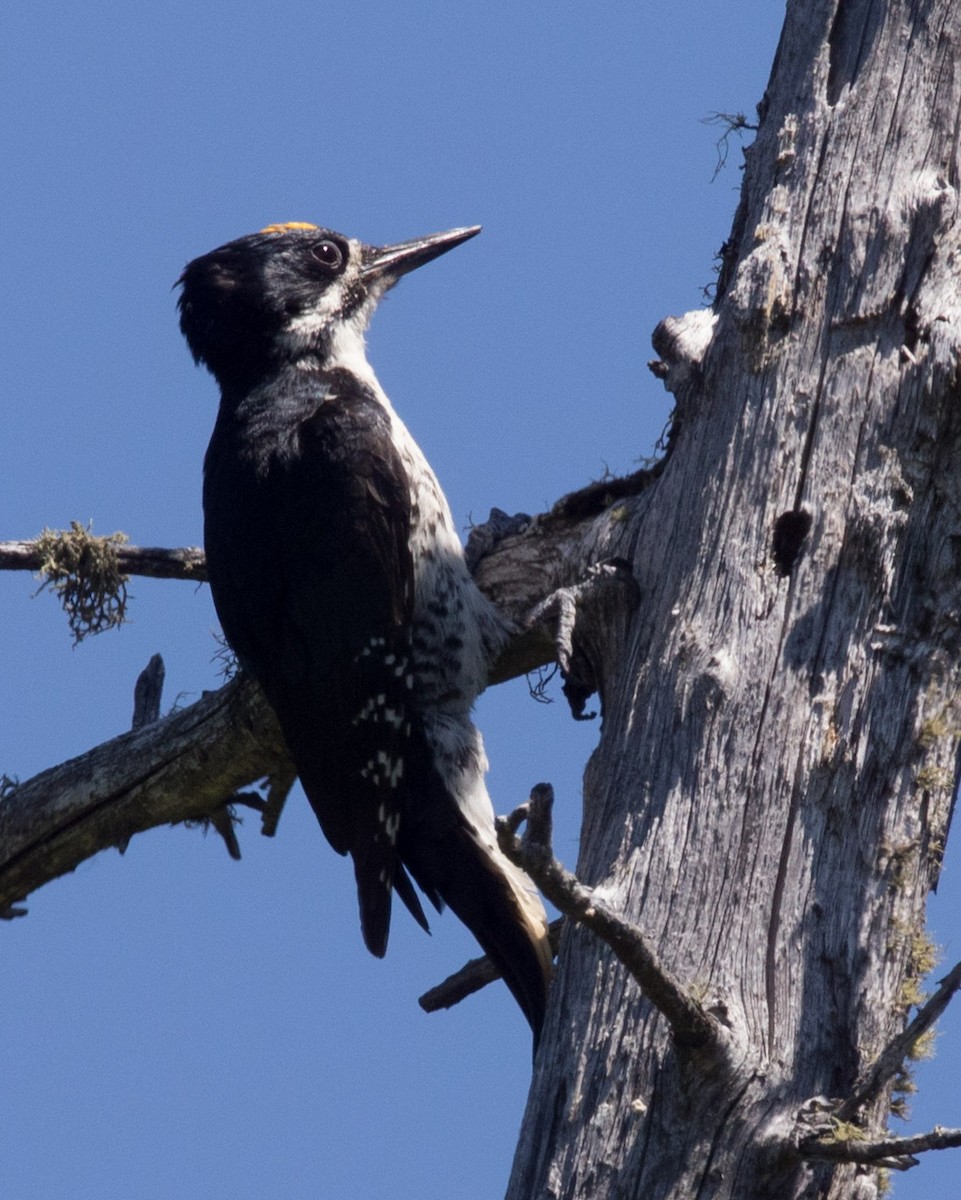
278,245,387,394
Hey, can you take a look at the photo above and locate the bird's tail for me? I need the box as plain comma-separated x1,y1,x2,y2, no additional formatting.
397,716,553,1045
438,817,553,1044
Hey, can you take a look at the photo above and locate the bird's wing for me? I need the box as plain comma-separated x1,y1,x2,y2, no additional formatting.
203,373,423,953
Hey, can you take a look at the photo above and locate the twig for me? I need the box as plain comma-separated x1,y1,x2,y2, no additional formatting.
4,531,563,689
419,949,504,1012
802,1124,961,1171
259,768,298,838
419,918,565,1014
701,111,758,181
185,781,285,861
205,806,244,861
496,784,721,1053
0,537,207,582
836,960,961,1121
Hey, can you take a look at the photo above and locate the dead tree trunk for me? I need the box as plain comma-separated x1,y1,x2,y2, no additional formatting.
506,2,961,1197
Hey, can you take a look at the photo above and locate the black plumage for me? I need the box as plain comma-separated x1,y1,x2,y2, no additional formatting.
202,367,421,950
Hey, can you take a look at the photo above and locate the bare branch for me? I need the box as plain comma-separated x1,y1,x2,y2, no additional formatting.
419,947,504,1012
0,676,290,912
0,535,208,583
802,1124,961,1170
496,784,722,1053
0,482,641,595
836,960,961,1122
419,918,565,1014
203,805,244,860
258,768,298,838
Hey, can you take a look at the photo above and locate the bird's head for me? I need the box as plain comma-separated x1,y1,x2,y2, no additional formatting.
178,222,480,389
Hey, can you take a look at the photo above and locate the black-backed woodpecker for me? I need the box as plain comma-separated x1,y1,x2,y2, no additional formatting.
178,222,551,1041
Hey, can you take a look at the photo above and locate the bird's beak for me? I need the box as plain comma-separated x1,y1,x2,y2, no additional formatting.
361,225,481,284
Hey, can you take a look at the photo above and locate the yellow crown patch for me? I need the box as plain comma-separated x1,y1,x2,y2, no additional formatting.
259,221,320,234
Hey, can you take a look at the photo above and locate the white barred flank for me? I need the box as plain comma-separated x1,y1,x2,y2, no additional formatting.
360,750,404,789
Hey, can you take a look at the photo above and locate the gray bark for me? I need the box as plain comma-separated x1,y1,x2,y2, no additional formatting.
506,1,961,1197
0,677,290,912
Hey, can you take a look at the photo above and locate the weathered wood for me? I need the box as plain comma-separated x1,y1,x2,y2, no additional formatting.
497,787,724,1054
0,677,290,913
0,538,208,581
506,2,961,1196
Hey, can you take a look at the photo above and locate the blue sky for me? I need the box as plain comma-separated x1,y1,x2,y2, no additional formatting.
2,3,957,1197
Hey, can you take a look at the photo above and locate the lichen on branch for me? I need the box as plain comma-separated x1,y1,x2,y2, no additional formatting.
33,522,130,643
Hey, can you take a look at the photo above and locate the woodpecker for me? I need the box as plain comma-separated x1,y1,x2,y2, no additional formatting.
178,221,552,1040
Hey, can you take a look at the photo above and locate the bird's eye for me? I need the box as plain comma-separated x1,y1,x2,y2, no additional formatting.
311,240,344,270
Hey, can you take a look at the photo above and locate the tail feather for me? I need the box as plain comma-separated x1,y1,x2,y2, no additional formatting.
437,823,552,1043
351,830,394,958
351,808,438,955
397,787,553,1044
298,719,552,1043
392,860,434,934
